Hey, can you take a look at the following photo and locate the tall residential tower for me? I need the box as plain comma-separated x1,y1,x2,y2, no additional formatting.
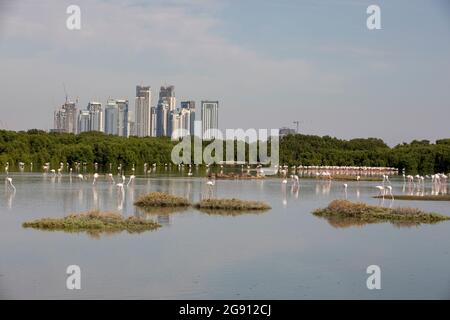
135,85,152,137
156,85,176,137
201,100,219,140
53,101,78,134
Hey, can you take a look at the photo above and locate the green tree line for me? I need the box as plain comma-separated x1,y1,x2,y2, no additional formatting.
0,130,449,174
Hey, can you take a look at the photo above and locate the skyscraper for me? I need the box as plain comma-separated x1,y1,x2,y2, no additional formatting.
201,100,219,140
135,85,152,137
87,102,103,132
170,107,195,140
156,85,176,137
181,101,196,136
54,101,78,134
156,100,170,137
159,85,176,110
105,99,118,135
116,99,129,137
128,111,135,137
78,110,90,133
150,106,157,137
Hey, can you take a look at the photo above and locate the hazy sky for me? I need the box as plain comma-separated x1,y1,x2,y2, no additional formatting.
0,0,449,145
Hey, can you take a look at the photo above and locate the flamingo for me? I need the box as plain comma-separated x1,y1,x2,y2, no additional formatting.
108,173,115,184
206,177,215,197
127,175,135,186
385,185,394,200
4,162,9,175
77,174,84,180
281,169,288,184
116,182,124,190
92,173,99,185
343,183,348,199
375,185,385,198
5,177,15,191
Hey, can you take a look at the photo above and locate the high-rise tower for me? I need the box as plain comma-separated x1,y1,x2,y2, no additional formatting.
201,100,219,140
135,85,152,137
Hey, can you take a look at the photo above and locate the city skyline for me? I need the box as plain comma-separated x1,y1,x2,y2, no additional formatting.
1,1,450,146
57,84,217,140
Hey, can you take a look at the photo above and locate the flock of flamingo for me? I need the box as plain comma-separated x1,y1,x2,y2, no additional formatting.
3,161,449,201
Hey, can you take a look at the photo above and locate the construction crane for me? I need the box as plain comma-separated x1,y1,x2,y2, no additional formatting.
63,83,68,103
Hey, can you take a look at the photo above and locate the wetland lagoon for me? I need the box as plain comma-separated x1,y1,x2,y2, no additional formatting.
1,170,450,299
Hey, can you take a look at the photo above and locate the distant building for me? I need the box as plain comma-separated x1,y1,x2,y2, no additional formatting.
105,99,118,135
128,111,135,137
78,110,90,133
156,85,176,137
159,85,176,110
170,101,195,140
116,99,129,137
279,127,296,137
135,85,152,137
54,101,77,134
201,100,219,140
150,106,157,137
181,101,196,136
156,100,170,137
87,102,103,132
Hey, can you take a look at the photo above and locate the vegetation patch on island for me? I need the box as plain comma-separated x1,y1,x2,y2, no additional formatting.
374,194,450,201
313,199,450,227
134,192,191,207
194,198,271,211
22,210,161,235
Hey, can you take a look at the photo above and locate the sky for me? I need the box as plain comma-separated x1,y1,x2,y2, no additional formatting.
0,0,449,146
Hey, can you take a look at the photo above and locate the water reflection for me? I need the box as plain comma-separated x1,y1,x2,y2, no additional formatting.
315,215,422,229
196,208,268,217
5,189,15,209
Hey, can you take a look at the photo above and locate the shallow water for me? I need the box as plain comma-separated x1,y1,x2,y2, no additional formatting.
1,172,450,299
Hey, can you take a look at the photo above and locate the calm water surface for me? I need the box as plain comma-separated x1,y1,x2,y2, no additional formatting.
1,173,450,299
